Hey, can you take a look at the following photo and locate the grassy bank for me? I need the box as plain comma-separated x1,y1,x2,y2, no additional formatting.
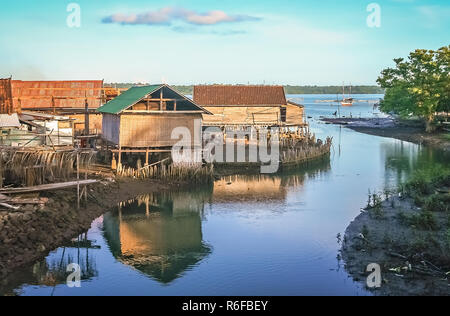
341,166,450,295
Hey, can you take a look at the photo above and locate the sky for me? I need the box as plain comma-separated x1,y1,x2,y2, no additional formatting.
0,0,448,85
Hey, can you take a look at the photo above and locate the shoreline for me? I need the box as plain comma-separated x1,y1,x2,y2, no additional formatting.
321,117,450,151
341,174,450,296
0,177,191,279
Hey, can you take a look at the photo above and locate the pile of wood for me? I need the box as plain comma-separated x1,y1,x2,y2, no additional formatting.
0,193,48,211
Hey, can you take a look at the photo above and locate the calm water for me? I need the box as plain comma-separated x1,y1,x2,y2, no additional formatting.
2,94,449,296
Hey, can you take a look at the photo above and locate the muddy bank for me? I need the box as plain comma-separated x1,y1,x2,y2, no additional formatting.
0,177,191,279
322,117,450,151
341,178,450,296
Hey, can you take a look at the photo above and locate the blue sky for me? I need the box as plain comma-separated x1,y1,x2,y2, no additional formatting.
0,0,448,85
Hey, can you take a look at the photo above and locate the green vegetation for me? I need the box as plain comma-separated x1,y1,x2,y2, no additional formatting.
105,83,384,96
396,166,450,231
377,45,450,133
404,165,450,197
424,194,450,213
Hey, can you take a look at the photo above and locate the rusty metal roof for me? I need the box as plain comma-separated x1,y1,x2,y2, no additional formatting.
11,80,104,109
194,85,287,106
0,78,16,114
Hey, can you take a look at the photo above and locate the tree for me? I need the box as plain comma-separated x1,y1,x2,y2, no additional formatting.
377,45,450,132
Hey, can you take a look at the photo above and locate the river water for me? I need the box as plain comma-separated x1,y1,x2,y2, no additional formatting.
2,94,449,296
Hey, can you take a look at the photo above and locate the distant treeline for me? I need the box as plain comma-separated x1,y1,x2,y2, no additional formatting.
106,83,384,95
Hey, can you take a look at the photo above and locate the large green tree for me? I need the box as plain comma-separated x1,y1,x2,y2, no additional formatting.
377,45,450,132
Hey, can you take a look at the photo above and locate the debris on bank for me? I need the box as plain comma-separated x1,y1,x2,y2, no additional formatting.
341,171,450,296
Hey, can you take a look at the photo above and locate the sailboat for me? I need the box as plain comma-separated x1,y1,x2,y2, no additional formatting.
341,83,354,106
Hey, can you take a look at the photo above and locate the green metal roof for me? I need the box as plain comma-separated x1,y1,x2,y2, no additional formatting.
97,85,162,114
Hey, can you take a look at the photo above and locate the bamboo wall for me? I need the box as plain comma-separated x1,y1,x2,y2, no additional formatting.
202,105,305,126
202,106,280,126
69,113,103,131
118,113,203,148
285,104,305,126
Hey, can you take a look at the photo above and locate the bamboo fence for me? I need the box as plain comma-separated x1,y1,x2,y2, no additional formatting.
0,147,95,187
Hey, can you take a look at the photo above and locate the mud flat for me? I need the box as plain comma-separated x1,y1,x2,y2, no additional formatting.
322,117,450,151
341,173,450,296
0,177,188,279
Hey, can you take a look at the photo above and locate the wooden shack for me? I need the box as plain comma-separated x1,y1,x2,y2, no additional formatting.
98,84,210,150
193,85,306,128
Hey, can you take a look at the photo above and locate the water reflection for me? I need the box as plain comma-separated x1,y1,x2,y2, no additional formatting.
381,141,449,187
0,235,99,296
101,159,331,284
103,190,213,284
214,159,331,203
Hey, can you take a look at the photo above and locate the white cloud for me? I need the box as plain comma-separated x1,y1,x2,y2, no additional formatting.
102,7,261,26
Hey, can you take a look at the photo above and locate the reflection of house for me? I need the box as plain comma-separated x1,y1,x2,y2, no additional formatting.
99,84,210,149
103,191,211,284
214,175,288,201
193,85,306,128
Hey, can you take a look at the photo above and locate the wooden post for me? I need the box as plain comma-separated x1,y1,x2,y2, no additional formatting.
174,100,177,111
0,151,3,189
111,154,117,170
145,148,149,166
51,96,56,115
84,98,90,138
159,89,163,111
84,156,88,204
118,147,122,170
77,151,80,210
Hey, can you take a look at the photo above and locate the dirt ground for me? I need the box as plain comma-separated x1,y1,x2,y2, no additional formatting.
341,196,450,296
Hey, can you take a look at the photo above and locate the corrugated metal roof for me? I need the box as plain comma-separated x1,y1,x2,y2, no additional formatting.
11,80,104,109
194,85,287,106
97,85,162,114
0,113,20,128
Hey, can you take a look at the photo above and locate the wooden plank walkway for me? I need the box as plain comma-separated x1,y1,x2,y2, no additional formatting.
0,180,98,195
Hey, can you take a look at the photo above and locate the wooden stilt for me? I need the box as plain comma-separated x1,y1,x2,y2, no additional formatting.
77,152,80,210
0,152,3,189
111,154,117,170
118,147,122,170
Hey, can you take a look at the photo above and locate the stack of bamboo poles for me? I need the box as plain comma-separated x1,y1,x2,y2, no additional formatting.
116,160,214,184
0,147,95,187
